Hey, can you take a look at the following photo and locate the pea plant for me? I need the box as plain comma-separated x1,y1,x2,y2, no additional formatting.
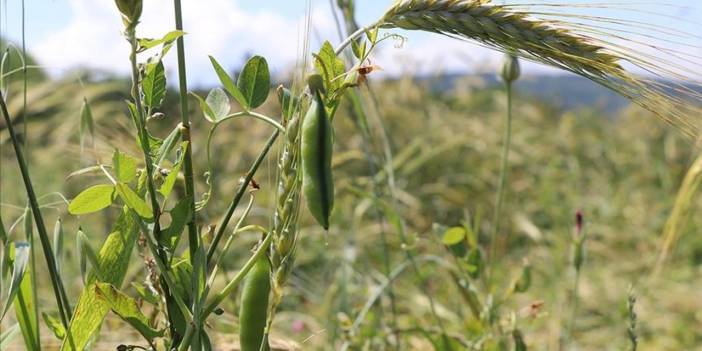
1,0,700,350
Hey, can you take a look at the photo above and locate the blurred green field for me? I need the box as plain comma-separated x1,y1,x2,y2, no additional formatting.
2,57,701,350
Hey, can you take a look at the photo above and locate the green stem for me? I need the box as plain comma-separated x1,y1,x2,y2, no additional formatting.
334,24,376,55
218,111,285,132
488,81,513,283
0,93,71,328
173,0,199,263
205,130,279,263
566,267,582,345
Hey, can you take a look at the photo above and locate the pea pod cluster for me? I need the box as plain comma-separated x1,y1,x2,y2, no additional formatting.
301,85,334,230
239,257,271,351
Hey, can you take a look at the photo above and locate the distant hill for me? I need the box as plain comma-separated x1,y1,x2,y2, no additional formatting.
419,73,631,114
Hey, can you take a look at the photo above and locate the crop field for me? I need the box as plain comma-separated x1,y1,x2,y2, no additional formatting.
1,0,701,350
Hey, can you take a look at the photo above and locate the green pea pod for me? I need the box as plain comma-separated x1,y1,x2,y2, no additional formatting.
301,90,334,229
239,257,271,351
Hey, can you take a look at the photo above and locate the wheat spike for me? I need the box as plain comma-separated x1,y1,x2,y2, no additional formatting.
380,0,702,136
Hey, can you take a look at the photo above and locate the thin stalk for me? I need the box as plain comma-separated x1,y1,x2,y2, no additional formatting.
565,267,582,345
488,81,514,282
0,93,71,327
21,2,42,346
334,24,376,55
173,0,199,262
206,130,280,263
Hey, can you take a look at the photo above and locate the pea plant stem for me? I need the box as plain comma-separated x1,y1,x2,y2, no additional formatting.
126,26,184,344
173,0,199,263
488,81,514,283
0,92,71,328
206,130,280,263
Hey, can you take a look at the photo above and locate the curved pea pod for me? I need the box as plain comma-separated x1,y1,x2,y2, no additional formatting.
301,90,334,230
239,257,271,351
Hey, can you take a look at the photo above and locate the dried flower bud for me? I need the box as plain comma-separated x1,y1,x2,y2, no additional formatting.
501,54,520,83
575,210,584,235
115,0,142,28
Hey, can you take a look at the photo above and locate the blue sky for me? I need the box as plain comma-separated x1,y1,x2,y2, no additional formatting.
1,1,700,86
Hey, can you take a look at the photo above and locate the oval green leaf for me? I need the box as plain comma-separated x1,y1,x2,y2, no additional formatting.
68,184,116,215
442,227,466,246
237,56,270,109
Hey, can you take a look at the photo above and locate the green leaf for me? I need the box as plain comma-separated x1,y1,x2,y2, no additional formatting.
366,27,378,43
113,150,138,183
442,227,466,246
138,30,186,50
159,142,189,198
351,40,366,60
115,183,152,219
206,88,230,121
237,55,270,109
142,60,167,108
1,242,29,320
42,312,66,340
68,184,116,215
161,196,193,252
208,55,248,109
94,283,165,342
314,41,346,95
61,208,140,350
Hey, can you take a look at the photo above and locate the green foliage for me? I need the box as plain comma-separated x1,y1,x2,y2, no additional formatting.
236,55,270,109
68,184,116,215
142,61,167,108
94,283,164,342
113,150,138,184
61,208,139,350
208,55,248,109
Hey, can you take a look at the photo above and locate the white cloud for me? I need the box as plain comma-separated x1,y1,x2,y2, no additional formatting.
29,0,566,87
31,0,330,86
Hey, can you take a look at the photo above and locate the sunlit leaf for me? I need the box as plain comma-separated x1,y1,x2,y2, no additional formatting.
94,283,165,341
205,88,230,121
42,312,66,340
68,184,116,215
113,150,138,183
61,208,140,350
138,30,185,50
115,183,152,219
